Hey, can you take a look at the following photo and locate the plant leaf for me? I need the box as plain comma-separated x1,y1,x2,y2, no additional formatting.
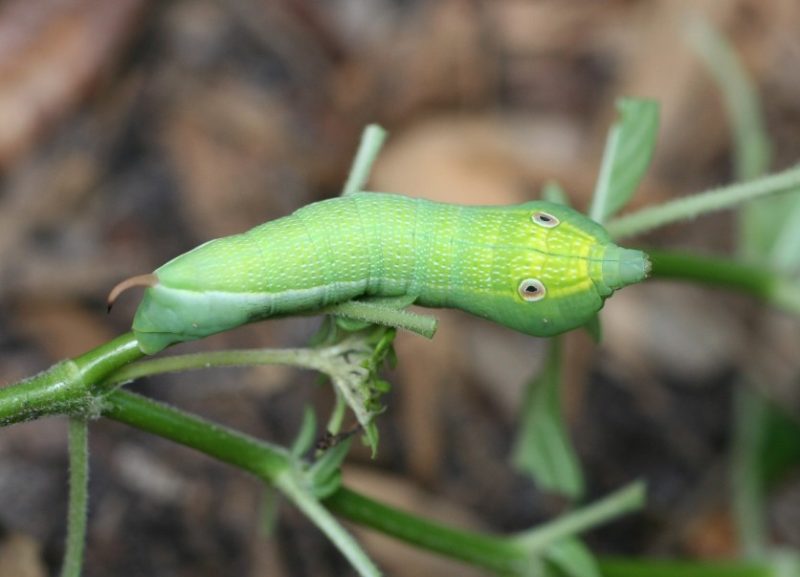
512,339,585,499
685,16,800,269
291,406,318,458
541,180,570,206
687,16,770,183
544,538,601,577
308,438,352,498
590,98,659,223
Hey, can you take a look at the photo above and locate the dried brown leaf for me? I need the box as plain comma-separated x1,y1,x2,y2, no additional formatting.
0,0,148,169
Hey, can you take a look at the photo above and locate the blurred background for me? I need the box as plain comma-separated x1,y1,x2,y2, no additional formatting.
0,1,799,576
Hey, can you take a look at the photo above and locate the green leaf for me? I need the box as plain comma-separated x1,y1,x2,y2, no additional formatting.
768,197,800,272
291,406,318,458
311,326,397,456
759,402,800,486
589,98,659,223
308,438,352,498
544,538,601,577
688,16,770,183
731,385,768,559
541,180,570,206
363,422,380,458
732,386,800,559
769,549,800,577
685,16,800,266
512,339,585,499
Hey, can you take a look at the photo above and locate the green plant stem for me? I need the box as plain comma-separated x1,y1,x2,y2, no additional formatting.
103,390,530,574
325,487,528,574
60,418,89,577
646,250,800,314
277,477,382,577
103,391,380,576
342,124,387,197
105,347,331,386
45,386,790,577
5,249,797,427
101,390,651,576
599,558,774,577
0,333,143,426
514,482,645,551
606,164,800,239
104,390,291,479
732,385,768,559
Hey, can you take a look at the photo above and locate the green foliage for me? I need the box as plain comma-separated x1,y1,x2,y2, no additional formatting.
5,107,800,577
759,403,800,485
543,538,600,577
307,439,352,499
311,321,399,455
512,339,585,500
687,16,771,183
691,16,800,564
590,98,659,223
512,98,660,501
691,17,800,269
541,180,570,205
607,165,800,240
291,406,319,458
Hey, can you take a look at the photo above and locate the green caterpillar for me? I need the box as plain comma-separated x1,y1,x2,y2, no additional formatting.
110,192,649,354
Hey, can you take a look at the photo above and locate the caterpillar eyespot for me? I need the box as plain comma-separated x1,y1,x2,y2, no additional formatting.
519,278,546,301
110,192,650,354
532,211,559,227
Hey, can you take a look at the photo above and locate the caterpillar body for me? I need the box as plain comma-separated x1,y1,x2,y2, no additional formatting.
113,193,649,354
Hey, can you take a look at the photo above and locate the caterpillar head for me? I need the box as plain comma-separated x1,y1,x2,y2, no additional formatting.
454,201,650,337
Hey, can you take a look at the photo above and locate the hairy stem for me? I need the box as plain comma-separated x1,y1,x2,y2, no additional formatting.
103,390,291,478
514,482,645,551
105,347,330,386
607,165,800,239
60,418,89,577
102,390,528,573
101,390,650,576
326,487,528,574
0,333,143,426
277,475,382,577
342,125,387,197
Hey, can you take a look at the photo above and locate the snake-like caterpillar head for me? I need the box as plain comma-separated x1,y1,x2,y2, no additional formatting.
445,200,649,337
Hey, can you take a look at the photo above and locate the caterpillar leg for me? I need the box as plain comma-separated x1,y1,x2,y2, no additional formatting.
332,295,417,332
320,295,436,338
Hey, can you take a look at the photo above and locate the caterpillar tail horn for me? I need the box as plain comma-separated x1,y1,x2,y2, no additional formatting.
107,273,158,313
